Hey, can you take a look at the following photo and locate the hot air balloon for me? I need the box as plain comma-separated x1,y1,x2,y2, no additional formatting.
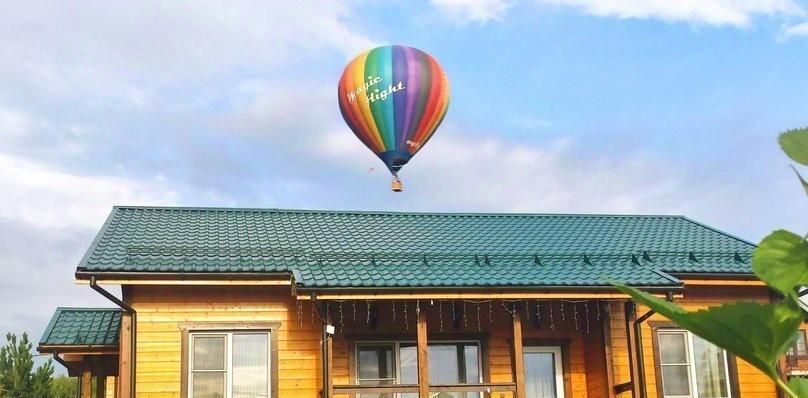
338,45,450,192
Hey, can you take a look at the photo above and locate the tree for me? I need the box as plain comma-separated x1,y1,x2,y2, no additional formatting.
614,127,808,397
0,332,57,398
49,376,77,398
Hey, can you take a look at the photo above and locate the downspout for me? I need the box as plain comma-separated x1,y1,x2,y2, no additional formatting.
311,295,330,398
52,353,80,398
89,276,136,398
632,290,673,398
51,352,76,374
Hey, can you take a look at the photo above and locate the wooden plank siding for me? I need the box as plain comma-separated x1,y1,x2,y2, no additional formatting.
607,285,778,397
129,284,776,398
130,286,323,398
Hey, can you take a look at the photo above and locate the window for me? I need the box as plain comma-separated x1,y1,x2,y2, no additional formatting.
189,331,271,398
657,330,731,398
789,330,808,357
355,341,482,398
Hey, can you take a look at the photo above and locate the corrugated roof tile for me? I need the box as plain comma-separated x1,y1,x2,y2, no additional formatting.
39,308,122,347
76,207,756,288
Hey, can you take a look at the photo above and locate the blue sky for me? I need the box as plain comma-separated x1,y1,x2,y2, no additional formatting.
0,0,806,361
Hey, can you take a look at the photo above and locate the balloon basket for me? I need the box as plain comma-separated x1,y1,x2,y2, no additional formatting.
391,178,403,192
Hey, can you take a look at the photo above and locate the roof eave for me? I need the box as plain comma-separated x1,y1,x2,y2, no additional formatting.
296,284,684,293
37,344,119,354
75,270,295,286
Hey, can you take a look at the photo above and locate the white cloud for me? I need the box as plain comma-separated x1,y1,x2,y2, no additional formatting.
323,129,684,212
0,1,375,105
317,125,804,242
0,107,33,137
431,0,513,24
0,153,178,230
780,20,808,38
537,0,804,26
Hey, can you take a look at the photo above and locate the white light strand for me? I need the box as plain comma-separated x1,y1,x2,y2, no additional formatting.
585,301,590,334
573,302,579,330
366,300,371,325
404,301,409,331
476,302,481,332
353,301,357,324
549,302,555,330
489,301,493,325
339,302,344,334
297,301,303,328
392,301,396,323
439,301,444,332
463,301,468,328
536,300,541,327
524,300,529,321
596,300,601,320
560,301,566,321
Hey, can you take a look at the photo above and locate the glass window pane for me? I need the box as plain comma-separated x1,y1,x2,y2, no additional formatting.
692,335,729,398
661,365,691,396
399,344,417,384
797,331,807,355
429,345,460,384
233,334,269,398
358,345,394,381
464,345,480,383
659,333,688,364
192,372,225,398
193,336,225,370
524,352,557,398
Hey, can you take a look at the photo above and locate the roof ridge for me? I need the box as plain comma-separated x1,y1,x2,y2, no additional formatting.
111,205,685,219
679,216,757,247
55,307,122,311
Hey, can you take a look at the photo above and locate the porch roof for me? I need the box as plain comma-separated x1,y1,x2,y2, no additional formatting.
38,308,121,350
75,206,756,288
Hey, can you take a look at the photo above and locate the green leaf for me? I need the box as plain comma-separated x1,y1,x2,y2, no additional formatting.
780,128,808,165
615,284,803,380
753,230,808,297
787,377,808,398
792,165,808,196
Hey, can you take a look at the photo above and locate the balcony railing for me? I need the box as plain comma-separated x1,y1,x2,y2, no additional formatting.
332,382,517,395
785,353,808,375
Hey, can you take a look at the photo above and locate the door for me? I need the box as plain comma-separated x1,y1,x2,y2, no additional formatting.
523,346,565,398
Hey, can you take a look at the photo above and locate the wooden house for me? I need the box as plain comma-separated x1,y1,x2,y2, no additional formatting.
37,206,801,398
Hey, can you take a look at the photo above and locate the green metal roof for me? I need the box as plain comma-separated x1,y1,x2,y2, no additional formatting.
39,308,121,347
76,206,756,288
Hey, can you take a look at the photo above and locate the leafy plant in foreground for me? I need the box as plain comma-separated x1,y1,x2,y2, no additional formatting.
615,127,808,397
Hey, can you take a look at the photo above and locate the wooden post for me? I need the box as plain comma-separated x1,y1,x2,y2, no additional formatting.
326,332,333,398
118,311,132,398
81,359,92,398
416,302,429,398
625,302,640,398
601,303,617,398
96,375,106,398
322,302,333,398
512,308,526,398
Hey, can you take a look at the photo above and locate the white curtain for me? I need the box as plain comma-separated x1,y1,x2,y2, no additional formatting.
524,353,557,398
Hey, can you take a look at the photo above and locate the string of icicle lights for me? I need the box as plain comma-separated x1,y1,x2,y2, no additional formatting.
299,298,636,336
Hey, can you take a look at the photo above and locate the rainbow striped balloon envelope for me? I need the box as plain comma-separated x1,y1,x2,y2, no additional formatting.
338,45,450,191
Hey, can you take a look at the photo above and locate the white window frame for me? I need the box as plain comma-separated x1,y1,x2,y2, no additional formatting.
657,329,732,398
188,330,272,398
523,346,565,398
354,340,484,386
